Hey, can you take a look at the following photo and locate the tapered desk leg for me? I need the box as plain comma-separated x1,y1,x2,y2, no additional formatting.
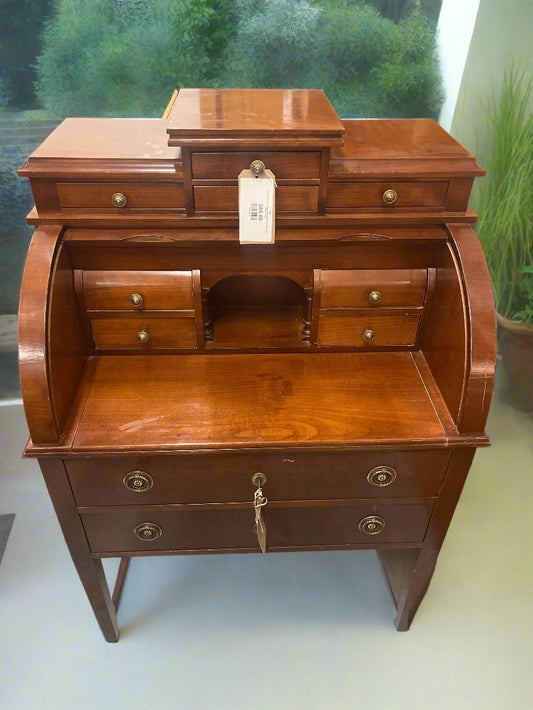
39,459,119,642
379,448,476,630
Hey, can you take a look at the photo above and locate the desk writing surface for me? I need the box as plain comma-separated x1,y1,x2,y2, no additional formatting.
72,352,447,451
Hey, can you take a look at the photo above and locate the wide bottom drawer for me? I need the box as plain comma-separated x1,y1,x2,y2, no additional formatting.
81,502,433,553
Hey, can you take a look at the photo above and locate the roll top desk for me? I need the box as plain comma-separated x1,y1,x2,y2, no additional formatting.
18,89,496,641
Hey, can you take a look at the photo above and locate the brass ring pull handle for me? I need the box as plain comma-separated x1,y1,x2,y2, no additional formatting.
134,522,162,541
368,290,382,304
382,188,397,205
250,159,266,176
362,329,375,342
111,192,127,208
123,470,154,492
358,515,385,535
129,293,143,307
367,466,397,487
137,330,149,343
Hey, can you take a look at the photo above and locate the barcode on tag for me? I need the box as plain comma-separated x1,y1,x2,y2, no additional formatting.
239,169,276,244
250,203,265,222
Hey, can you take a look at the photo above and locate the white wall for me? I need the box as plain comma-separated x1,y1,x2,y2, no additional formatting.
448,0,533,152
437,0,481,131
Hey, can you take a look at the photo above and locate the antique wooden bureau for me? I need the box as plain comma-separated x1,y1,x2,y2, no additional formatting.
18,89,496,641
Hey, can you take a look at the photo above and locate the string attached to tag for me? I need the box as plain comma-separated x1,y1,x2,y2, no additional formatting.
252,473,268,553
238,160,277,245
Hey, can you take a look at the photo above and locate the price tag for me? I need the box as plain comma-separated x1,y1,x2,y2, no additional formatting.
238,168,276,244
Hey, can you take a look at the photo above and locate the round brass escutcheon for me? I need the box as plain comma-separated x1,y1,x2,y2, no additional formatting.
111,192,128,208
362,329,375,342
367,465,397,487
358,515,386,535
368,290,382,304
382,188,397,205
123,470,154,493
134,522,162,541
137,329,149,343
129,293,144,307
251,472,267,488
250,159,266,176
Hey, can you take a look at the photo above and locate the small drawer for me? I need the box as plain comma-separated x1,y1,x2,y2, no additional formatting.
91,316,197,350
191,151,321,180
320,269,427,308
318,314,420,347
81,502,434,553
83,271,194,311
56,182,185,209
327,181,448,209
193,185,319,213
66,451,450,506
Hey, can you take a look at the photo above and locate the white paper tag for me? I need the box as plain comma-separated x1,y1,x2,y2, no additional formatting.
238,169,276,244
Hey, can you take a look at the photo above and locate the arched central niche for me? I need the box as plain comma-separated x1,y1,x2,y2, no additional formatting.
205,274,310,349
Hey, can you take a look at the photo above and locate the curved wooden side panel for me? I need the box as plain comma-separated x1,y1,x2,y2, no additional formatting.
420,240,468,424
18,226,63,443
447,224,496,434
18,225,89,445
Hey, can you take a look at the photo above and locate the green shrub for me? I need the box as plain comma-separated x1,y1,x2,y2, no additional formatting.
223,0,322,88
36,0,237,116
36,1,442,119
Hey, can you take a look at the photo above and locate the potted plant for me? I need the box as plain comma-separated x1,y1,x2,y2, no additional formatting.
471,65,533,408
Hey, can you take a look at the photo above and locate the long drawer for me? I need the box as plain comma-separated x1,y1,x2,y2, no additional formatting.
191,151,321,180
57,182,185,210
81,501,434,553
67,451,451,506
193,185,319,212
327,181,448,209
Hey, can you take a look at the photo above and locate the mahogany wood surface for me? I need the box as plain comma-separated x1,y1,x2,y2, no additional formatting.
17,89,496,639
193,184,319,213
57,182,185,210
167,88,345,146
83,270,194,310
317,313,420,347
191,151,321,180
67,352,449,451
319,268,427,308
90,315,197,350
81,501,434,554
327,180,448,210
66,450,452,507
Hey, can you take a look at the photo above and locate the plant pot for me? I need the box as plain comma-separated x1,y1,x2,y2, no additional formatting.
497,312,533,409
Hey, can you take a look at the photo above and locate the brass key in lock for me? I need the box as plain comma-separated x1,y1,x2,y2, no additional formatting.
251,473,267,553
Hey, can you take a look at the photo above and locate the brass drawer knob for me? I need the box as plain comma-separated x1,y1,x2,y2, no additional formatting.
368,290,382,304
250,159,266,176
251,472,267,487
382,188,397,205
358,515,385,535
123,470,154,493
367,466,397,487
111,192,128,208
362,329,375,342
137,330,149,343
129,293,143,307
134,522,162,541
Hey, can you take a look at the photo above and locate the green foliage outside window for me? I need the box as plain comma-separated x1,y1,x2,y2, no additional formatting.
35,0,443,119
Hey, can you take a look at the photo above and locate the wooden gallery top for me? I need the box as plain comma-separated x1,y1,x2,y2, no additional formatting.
18,88,496,640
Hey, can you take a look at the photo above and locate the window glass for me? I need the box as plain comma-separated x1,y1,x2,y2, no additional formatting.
0,0,442,397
